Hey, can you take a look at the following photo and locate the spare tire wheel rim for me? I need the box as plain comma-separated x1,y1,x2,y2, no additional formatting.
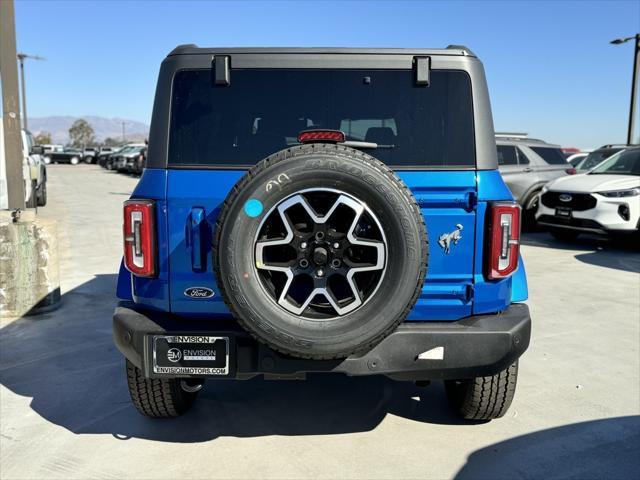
254,188,387,319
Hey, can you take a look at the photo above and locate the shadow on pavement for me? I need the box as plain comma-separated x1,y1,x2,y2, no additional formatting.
455,416,640,480
0,274,466,444
522,232,640,274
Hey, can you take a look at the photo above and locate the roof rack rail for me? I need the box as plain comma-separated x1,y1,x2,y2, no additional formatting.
446,44,475,56
495,132,529,139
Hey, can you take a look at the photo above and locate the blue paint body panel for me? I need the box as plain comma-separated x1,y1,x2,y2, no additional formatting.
123,169,171,312
116,260,133,301
511,255,529,303
397,172,477,320
117,167,525,321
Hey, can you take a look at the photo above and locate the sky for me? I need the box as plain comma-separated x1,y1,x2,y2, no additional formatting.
12,0,640,149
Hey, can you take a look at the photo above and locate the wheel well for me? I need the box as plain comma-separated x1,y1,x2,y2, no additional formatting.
523,186,544,210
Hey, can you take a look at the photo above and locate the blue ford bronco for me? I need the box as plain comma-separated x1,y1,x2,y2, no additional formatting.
114,45,531,420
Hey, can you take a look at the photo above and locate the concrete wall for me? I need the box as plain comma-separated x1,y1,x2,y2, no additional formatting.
0,210,60,318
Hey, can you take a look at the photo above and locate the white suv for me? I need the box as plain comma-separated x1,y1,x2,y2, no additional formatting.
536,147,640,240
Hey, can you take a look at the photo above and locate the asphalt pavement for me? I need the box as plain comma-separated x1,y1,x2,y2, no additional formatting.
1,165,639,480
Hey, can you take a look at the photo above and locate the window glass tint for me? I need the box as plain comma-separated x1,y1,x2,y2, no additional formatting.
579,148,622,171
497,145,518,165
530,146,567,165
516,148,530,165
591,149,640,175
169,69,475,167
339,119,398,141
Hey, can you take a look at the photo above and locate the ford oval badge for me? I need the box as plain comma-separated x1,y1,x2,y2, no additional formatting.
559,194,572,202
184,287,215,299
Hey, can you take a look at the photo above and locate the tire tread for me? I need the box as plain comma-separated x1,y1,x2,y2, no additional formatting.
213,144,428,359
125,360,195,418
446,361,518,420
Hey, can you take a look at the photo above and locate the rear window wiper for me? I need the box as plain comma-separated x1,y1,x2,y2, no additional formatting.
340,141,395,149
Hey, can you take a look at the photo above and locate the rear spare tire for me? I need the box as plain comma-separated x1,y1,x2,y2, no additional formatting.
214,144,428,359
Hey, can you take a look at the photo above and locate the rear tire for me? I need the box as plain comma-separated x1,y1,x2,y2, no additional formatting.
70,156,79,165
125,360,202,418
37,180,47,207
550,228,580,241
445,361,518,421
26,180,38,208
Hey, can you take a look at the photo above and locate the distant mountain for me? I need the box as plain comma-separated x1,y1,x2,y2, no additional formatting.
29,116,149,144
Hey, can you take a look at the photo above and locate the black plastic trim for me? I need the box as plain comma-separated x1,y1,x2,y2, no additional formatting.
113,302,531,381
213,55,230,85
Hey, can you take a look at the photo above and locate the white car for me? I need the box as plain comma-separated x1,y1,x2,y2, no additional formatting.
0,120,46,209
22,129,47,206
536,147,640,240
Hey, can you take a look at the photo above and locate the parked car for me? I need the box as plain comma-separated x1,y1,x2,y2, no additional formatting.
574,144,628,172
82,147,99,164
41,144,63,164
567,152,589,167
113,45,531,421
536,147,640,240
562,147,581,157
496,133,574,224
97,147,119,167
22,129,47,207
111,144,146,172
0,120,45,208
129,147,146,175
45,147,83,165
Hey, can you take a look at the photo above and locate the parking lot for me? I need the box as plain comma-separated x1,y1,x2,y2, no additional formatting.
1,165,639,479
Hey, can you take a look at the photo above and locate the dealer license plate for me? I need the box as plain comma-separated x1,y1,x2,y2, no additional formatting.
152,335,229,375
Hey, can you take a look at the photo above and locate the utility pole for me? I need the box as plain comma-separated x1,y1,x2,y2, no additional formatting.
16,53,45,131
611,34,640,145
122,121,125,142
1,0,26,209
628,34,639,145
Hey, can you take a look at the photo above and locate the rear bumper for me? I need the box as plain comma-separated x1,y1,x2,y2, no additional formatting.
113,302,531,381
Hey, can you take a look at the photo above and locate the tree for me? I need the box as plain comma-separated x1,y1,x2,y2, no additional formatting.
34,131,52,145
103,137,121,147
68,119,95,148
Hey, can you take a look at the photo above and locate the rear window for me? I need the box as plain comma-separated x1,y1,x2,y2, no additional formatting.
530,146,567,165
168,69,475,168
497,145,517,165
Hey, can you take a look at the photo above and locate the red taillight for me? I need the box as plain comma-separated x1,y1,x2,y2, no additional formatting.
298,130,345,144
565,168,577,175
486,202,521,280
123,199,156,277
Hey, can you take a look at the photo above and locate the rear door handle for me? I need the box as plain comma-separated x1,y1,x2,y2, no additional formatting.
523,167,533,172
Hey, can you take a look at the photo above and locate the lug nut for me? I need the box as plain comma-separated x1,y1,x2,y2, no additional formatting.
317,268,324,277
299,259,309,268
315,231,325,241
333,242,340,249
300,242,307,249
331,259,341,268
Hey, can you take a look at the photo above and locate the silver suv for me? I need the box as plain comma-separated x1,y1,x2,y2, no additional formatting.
496,133,571,223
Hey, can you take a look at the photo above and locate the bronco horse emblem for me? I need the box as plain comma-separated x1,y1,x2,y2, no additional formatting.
438,224,463,254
